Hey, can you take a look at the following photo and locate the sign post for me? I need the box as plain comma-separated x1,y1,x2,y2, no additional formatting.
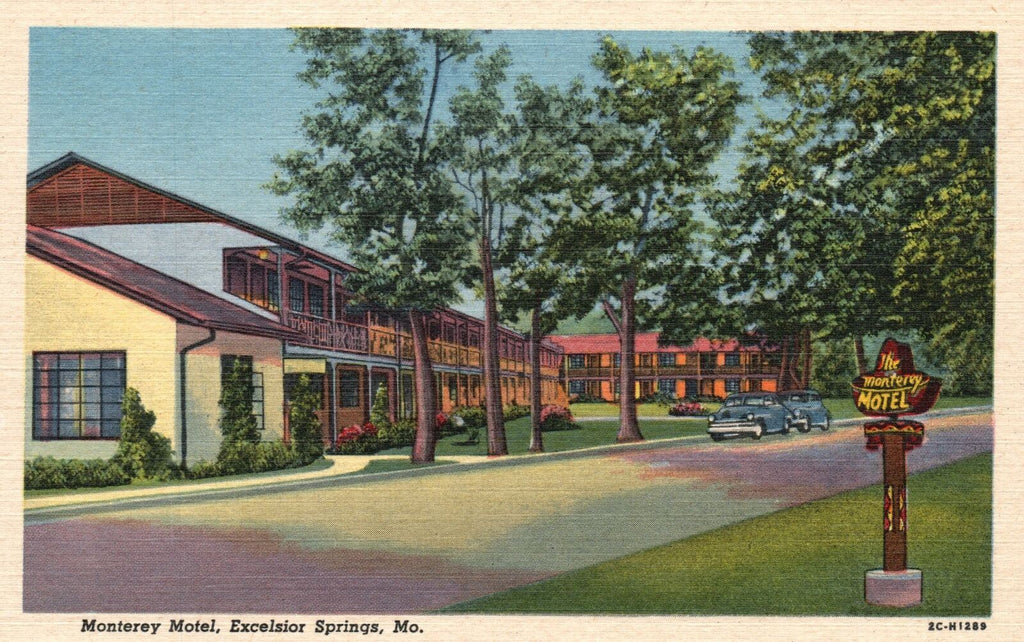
852,338,941,607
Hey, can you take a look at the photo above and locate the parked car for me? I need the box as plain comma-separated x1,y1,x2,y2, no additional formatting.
778,390,831,432
707,392,795,441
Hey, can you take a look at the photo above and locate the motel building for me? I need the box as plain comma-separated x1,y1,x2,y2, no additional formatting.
25,153,567,465
549,333,781,402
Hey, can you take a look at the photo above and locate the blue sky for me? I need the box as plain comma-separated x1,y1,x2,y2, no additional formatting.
29,28,764,314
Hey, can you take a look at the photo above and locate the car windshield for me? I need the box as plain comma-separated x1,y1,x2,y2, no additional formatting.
786,394,809,403
785,392,820,403
724,396,745,407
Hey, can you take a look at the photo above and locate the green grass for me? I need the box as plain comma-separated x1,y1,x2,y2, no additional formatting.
824,396,991,420
441,453,992,616
343,458,460,476
569,402,721,417
378,415,706,458
24,457,334,499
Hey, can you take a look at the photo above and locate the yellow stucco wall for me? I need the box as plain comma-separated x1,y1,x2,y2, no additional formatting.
178,326,285,465
25,257,178,460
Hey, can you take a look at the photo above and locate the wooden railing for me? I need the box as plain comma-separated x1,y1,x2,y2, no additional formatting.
288,315,514,371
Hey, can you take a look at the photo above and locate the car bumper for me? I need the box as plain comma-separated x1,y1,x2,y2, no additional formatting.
707,421,762,436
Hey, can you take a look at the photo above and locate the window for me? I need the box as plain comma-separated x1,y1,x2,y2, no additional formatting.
267,270,280,310
569,380,585,395
308,284,325,318
223,253,280,312
33,352,125,440
725,353,740,367
639,354,652,368
725,379,741,393
658,379,675,395
685,379,698,398
448,375,458,402
338,370,361,408
289,279,305,314
568,354,585,369
658,352,676,367
613,353,621,368
221,355,264,430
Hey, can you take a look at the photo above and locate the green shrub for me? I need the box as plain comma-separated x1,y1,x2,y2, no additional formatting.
213,441,305,476
503,403,530,421
186,460,223,480
289,374,324,464
218,357,260,449
369,382,392,432
112,387,176,480
380,418,417,449
24,456,131,490
450,406,485,429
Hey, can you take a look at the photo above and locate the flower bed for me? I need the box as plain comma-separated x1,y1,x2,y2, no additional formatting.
668,401,706,416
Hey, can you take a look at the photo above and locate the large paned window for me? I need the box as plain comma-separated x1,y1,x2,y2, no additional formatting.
658,379,676,395
33,352,125,440
308,284,325,318
338,370,361,408
289,279,306,314
725,353,740,367
220,355,264,430
658,352,676,367
568,354,585,369
725,379,741,393
569,380,585,395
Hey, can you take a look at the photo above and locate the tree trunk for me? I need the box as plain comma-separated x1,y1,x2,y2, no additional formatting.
617,277,644,442
409,309,438,464
480,236,508,456
528,303,544,453
801,326,813,389
854,336,868,374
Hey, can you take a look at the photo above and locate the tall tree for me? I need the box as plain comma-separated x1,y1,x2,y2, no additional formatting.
578,37,744,441
496,77,598,453
746,32,995,391
443,46,516,456
267,29,481,463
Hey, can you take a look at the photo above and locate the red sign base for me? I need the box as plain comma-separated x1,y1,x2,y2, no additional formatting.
865,569,923,607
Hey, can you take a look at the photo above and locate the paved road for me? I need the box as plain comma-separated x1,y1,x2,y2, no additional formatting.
24,410,992,613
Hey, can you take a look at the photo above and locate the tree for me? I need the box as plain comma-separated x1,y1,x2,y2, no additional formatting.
289,375,324,463
495,77,598,453
745,32,994,391
443,45,516,456
576,37,744,440
113,387,173,479
268,29,482,463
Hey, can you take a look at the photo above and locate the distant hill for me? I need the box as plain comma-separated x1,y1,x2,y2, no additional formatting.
552,307,617,336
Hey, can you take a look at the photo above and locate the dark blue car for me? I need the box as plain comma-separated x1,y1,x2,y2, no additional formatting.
707,392,795,441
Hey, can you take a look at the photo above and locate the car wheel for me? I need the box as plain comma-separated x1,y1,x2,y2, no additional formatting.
821,418,830,431
751,422,763,440
798,422,811,433
711,434,724,442
782,421,790,435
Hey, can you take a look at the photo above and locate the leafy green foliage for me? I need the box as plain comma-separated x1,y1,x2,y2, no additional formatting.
218,358,260,447
24,457,131,490
369,382,392,433
112,387,175,480
289,375,324,464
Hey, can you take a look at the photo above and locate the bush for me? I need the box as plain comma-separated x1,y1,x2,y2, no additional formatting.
503,403,530,421
113,387,175,480
668,401,706,416
639,390,677,407
379,418,417,449
289,374,324,464
24,456,131,490
185,460,223,480
213,441,305,476
370,382,392,433
333,422,381,455
539,405,579,431
570,393,607,404
450,405,486,429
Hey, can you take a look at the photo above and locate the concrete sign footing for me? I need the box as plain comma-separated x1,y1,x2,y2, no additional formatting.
865,569,923,607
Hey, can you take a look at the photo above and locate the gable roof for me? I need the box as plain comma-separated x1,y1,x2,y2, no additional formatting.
27,152,358,273
27,225,303,341
548,332,749,354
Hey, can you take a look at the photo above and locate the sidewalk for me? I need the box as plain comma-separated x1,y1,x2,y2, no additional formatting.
23,454,486,513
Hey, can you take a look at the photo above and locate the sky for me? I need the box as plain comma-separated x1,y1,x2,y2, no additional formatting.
28,28,765,315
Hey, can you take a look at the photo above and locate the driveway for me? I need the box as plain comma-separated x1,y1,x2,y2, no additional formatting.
24,410,992,613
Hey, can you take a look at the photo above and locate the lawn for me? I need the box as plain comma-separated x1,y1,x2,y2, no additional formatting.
378,415,707,458
441,453,992,616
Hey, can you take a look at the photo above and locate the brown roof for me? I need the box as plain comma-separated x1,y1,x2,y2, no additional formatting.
27,225,303,341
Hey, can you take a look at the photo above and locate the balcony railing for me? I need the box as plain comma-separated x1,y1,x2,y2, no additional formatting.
566,363,780,378
289,314,508,371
